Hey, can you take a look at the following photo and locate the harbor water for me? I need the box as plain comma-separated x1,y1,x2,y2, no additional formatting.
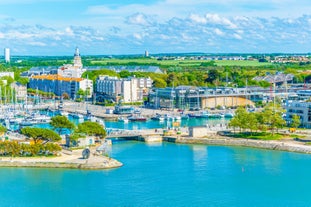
1,141,311,206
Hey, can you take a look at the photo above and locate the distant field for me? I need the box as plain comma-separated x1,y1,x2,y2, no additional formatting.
90,58,272,68
215,60,272,67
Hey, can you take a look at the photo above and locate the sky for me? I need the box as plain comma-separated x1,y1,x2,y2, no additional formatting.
1,0,311,55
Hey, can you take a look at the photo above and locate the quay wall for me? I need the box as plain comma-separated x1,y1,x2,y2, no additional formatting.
174,137,311,154
0,159,123,169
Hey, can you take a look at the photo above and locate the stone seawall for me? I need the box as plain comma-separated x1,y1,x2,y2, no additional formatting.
0,158,123,169
175,137,311,154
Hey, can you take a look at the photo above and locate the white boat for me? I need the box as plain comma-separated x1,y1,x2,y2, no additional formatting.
224,113,234,118
174,116,181,121
59,110,69,117
151,114,164,122
70,113,84,119
118,116,129,123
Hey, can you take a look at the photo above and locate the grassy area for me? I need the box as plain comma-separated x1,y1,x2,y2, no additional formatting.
90,58,272,68
215,60,272,67
232,132,283,140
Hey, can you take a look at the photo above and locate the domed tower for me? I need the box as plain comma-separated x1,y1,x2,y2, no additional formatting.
73,47,83,69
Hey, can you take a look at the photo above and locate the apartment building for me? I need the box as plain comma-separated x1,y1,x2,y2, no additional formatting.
29,74,93,99
96,75,152,103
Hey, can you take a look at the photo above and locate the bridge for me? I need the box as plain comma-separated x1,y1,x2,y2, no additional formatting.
106,128,162,139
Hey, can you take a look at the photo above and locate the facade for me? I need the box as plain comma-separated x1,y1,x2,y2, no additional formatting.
4,48,10,63
148,86,259,109
96,75,152,103
28,75,93,99
57,47,85,78
11,82,27,101
285,101,311,128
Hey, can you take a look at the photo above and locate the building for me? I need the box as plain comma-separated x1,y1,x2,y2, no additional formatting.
28,74,93,99
0,72,14,79
4,48,10,63
25,47,85,78
11,82,27,101
96,75,153,103
57,47,85,78
145,50,149,57
285,101,310,128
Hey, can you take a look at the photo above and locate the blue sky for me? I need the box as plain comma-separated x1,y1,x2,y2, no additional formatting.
1,0,311,55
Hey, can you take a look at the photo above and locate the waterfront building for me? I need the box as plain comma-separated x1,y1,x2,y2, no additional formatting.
4,48,10,63
148,86,259,110
285,101,311,128
96,75,152,103
28,74,93,99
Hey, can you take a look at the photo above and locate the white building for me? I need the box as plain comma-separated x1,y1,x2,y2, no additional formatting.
285,101,311,128
96,76,153,103
57,47,85,78
4,48,10,63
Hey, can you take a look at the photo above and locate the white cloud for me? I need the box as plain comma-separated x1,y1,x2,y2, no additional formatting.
214,28,224,36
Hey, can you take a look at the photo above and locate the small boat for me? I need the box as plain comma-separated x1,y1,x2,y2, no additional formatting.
118,116,129,123
128,114,147,122
224,113,234,118
70,113,84,119
151,114,164,122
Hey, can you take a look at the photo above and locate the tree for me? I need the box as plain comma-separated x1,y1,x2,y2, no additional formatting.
0,124,7,134
261,103,286,134
153,78,167,88
62,92,70,100
75,121,106,138
229,107,248,132
245,112,258,134
77,89,85,98
119,70,131,78
291,114,301,129
205,69,219,84
21,127,61,144
50,115,75,135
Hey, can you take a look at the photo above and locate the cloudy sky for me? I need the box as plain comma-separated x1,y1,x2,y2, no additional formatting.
1,0,311,55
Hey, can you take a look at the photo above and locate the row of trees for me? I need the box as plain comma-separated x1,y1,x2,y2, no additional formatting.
0,141,61,157
20,116,106,148
229,104,300,135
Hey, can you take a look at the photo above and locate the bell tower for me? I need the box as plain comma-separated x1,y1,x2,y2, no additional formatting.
73,47,82,69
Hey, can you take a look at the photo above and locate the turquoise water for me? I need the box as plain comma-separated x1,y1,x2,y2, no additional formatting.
1,141,311,206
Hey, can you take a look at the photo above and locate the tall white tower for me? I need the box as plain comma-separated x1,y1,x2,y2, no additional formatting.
73,47,82,69
4,48,10,63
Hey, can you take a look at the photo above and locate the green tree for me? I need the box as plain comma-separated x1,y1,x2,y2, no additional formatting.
0,124,7,134
21,127,61,144
229,107,248,132
119,70,131,78
75,121,106,138
245,112,258,134
205,69,219,84
50,115,75,135
261,103,286,134
153,78,167,88
290,114,301,129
